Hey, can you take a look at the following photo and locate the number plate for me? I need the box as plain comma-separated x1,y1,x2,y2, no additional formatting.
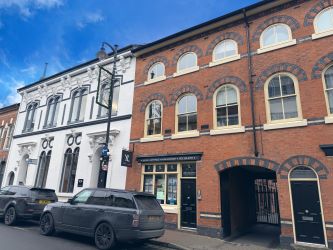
148,216,160,222
38,200,51,205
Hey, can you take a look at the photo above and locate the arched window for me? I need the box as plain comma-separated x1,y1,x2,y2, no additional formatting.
314,7,333,34
97,80,120,118
8,172,14,185
23,102,38,132
59,147,80,193
324,65,333,115
35,151,52,188
213,40,238,61
261,24,292,48
265,73,301,122
145,100,162,136
148,62,165,80
69,88,88,123
215,85,240,127
0,161,5,187
44,96,61,128
177,94,197,132
177,53,197,72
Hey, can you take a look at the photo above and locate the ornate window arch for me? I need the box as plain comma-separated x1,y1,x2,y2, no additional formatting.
97,80,120,118
323,64,333,116
176,94,197,133
264,73,302,123
23,102,38,132
177,52,197,73
44,96,61,128
314,7,333,35
69,88,88,123
260,23,293,49
35,150,52,188
212,39,238,62
147,62,165,81
213,84,241,128
145,100,163,137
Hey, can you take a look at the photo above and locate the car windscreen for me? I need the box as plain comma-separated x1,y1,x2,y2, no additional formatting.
134,195,161,210
31,189,57,201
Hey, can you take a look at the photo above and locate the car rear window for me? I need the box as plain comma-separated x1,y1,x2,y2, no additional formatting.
31,189,57,200
134,195,161,210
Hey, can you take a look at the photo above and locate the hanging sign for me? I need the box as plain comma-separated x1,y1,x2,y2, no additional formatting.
121,150,133,167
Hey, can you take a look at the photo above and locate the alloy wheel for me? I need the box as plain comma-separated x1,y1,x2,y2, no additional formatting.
95,223,114,250
4,207,16,225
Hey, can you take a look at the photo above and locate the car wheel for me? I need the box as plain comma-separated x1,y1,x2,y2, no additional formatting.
4,207,16,226
40,213,55,236
94,222,115,250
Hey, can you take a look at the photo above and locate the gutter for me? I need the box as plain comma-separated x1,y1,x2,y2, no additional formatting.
243,9,259,157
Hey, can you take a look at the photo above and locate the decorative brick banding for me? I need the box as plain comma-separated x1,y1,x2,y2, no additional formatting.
304,0,333,27
206,76,247,99
255,63,308,90
312,52,333,79
252,15,300,42
169,84,204,105
172,45,203,66
140,93,168,112
143,56,169,75
206,32,244,56
278,155,329,179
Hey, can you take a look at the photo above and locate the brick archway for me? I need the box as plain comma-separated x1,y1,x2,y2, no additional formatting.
143,56,169,75
206,32,244,56
169,84,204,105
278,155,329,179
206,76,247,100
255,63,308,90
172,45,203,66
311,52,333,79
304,0,333,27
214,156,280,172
252,15,300,42
140,93,168,112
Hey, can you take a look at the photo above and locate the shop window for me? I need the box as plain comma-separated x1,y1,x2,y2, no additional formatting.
177,94,197,132
145,100,162,136
182,163,196,177
314,7,333,34
324,65,333,115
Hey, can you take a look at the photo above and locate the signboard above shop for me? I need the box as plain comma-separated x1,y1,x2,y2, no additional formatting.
137,152,203,163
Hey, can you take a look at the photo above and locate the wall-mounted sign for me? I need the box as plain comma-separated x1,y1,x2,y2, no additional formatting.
77,179,84,187
121,150,133,167
137,152,203,163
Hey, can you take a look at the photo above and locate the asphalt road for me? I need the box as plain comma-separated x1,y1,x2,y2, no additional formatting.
0,220,171,250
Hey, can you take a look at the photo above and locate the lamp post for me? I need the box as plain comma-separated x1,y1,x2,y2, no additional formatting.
96,42,118,188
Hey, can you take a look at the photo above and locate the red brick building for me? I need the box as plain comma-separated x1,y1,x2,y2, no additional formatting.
0,103,20,187
126,0,333,248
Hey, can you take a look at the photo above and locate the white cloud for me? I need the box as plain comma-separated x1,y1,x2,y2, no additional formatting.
6,78,25,104
0,0,63,18
21,65,37,78
76,11,104,29
0,49,10,68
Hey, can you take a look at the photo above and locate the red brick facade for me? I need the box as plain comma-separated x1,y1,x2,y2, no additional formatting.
126,0,333,248
0,104,20,187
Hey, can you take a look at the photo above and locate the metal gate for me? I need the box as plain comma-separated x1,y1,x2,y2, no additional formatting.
255,179,280,225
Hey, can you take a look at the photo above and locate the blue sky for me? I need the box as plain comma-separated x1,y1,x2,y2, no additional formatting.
0,0,259,107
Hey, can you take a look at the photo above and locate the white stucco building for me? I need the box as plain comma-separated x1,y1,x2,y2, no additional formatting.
2,45,137,200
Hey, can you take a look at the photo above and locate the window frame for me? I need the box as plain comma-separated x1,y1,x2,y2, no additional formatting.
59,147,80,193
314,7,333,36
69,88,88,124
213,84,241,130
264,73,303,124
3,125,14,150
97,81,120,119
174,52,199,76
211,39,240,65
323,64,333,120
23,102,38,132
44,96,61,128
175,94,198,134
144,100,163,138
35,150,52,188
146,62,166,84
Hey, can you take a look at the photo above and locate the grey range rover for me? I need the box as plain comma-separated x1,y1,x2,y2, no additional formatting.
40,188,165,250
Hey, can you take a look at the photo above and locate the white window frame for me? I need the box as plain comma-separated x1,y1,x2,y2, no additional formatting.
258,23,296,54
323,64,333,124
209,39,241,67
210,84,245,135
264,73,307,130
141,100,164,142
173,52,199,77
145,62,166,85
313,7,333,40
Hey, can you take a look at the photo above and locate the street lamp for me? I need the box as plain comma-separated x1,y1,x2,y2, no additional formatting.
96,42,118,188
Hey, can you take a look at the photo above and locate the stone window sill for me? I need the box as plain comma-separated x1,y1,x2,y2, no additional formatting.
171,130,200,140
173,66,200,78
210,126,245,135
325,116,333,124
312,30,333,40
140,135,164,143
144,76,166,85
209,54,241,68
161,204,178,214
257,39,297,55
263,119,307,131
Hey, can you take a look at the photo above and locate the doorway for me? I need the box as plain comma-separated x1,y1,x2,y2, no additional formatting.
289,166,327,246
181,179,197,228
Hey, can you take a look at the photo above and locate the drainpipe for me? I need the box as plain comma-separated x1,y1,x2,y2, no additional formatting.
243,9,259,157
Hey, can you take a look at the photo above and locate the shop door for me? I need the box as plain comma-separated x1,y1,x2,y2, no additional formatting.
181,179,197,228
291,181,325,245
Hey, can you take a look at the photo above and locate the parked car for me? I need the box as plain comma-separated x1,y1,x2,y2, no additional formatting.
40,188,165,250
0,185,58,225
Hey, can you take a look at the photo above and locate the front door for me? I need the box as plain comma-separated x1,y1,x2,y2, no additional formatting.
181,179,197,228
291,181,325,245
